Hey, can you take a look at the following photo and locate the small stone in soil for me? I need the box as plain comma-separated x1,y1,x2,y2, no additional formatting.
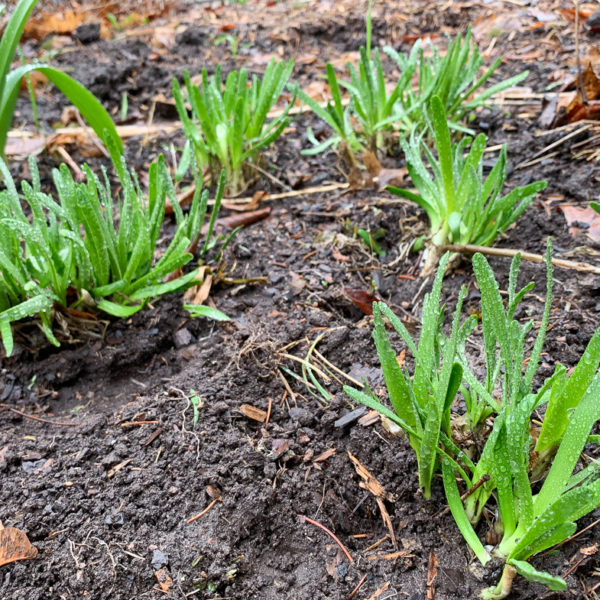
151,549,168,570
334,407,367,428
174,328,193,348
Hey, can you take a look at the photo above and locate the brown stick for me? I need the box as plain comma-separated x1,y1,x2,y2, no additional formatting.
0,405,79,427
297,515,354,563
442,244,600,275
265,397,273,425
347,574,368,600
186,498,220,524
576,0,588,105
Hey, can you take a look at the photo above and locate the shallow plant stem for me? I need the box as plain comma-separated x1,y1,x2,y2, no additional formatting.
481,564,517,600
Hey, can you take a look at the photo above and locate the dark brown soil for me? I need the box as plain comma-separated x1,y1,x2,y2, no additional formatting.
2,1,600,599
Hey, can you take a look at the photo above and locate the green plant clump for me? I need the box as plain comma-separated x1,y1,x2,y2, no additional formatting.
388,95,547,274
173,58,295,195
0,155,226,356
383,27,527,136
345,243,600,597
298,22,527,162
0,0,123,165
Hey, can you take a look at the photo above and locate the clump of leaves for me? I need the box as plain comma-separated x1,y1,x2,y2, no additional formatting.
345,252,472,498
345,243,600,597
173,58,295,195
296,0,415,164
383,27,528,136
297,20,527,164
388,96,547,274
0,0,123,165
0,155,226,356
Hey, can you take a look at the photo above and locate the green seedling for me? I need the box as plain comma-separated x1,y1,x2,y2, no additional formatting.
298,23,526,162
357,228,386,257
189,389,202,429
214,34,238,57
345,253,473,498
0,0,123,165
456,248,600,598
185,304,230,322
173,58,295,195
295,63,363,166
0,156,227,356
120,92,128,121
388,95,546,274
383,27,528,134
345,242,600,596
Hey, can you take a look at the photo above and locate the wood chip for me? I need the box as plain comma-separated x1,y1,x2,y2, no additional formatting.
239,404,267,423
358,410,380,427
348,451,397,548
107,458,133,479
154,568,173,593
313,448,336,462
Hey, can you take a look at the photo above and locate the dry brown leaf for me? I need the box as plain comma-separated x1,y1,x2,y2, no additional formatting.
553,64,600,126
4,136,46,158
289,272,305,296
348,451,395,502
377,167,408,191
152,25,178,49
154,568,173,592
24,10,85,39
343,288,378,315
365,581,391,600
472,13,523,40
239,404,267,423
560,205,600,242
348,451,397,547
348,166,373,190
427,550,438,600
298,79,328,103
184,273,213,307
363,151,382,177
332,247,351,263
0,526,38,567
206,485,222,500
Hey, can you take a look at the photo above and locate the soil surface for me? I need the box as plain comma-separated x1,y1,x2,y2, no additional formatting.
2,1,600,599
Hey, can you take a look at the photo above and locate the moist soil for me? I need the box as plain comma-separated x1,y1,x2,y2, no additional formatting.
2,1,600,599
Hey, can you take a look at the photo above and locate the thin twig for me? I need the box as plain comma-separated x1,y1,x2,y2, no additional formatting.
74,110,110,158
186,498,220,524
314,349,364,388
265,397,273,425
576,0,588,105
54,146,86,182
247,162,292,192
347,574,368,600
443,244,600,275
297,514,354,563
279,352,332,382
515,124,591,169
0,404,79,427
223,182,348,205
